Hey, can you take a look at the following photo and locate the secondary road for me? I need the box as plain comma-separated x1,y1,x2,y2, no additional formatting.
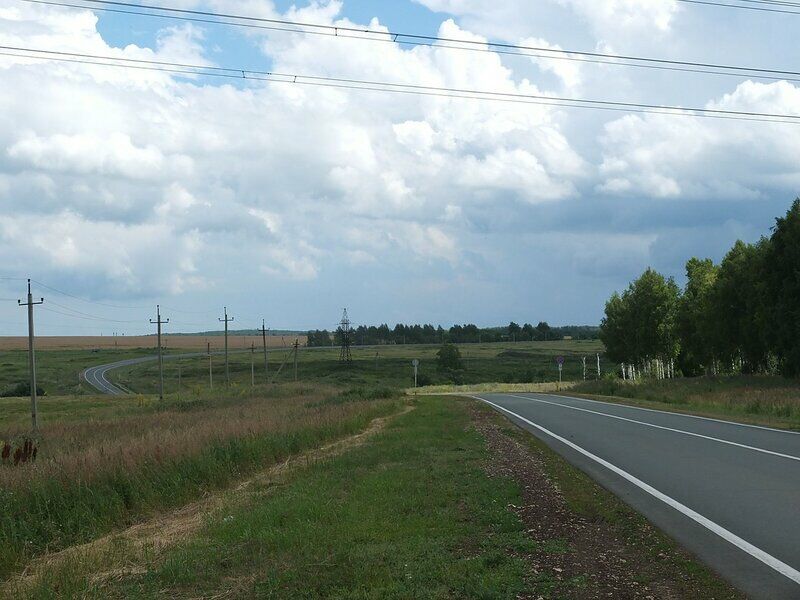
81,350,253,395
473,392,800,599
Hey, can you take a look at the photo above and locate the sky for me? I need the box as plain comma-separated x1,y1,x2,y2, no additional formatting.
0,0,798,335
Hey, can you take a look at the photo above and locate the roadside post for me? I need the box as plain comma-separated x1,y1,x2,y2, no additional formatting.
412,359,419,390
556,356,565,390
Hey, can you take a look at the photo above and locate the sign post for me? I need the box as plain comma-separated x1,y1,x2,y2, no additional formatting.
556,356,565,389
412,359,419,389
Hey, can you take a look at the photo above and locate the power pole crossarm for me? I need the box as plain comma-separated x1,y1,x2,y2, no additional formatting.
149,305,169,401
18,279,43,432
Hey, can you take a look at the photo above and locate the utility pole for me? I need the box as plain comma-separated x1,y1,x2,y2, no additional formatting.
219,307,234,386
149,305,168,401
261,319,269,381
293,338,299,382
207,341,213,389
250,342,255,388
18,279,43,432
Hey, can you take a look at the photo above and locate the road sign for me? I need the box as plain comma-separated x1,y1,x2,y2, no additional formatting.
556,356,565,366
412,359,419,367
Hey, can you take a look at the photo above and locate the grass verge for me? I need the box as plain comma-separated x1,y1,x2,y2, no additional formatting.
566,375,800,430
34,397,536,599
0,384,401,580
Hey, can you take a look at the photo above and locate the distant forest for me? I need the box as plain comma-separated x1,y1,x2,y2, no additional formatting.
600,198,800,378
307,323,599,347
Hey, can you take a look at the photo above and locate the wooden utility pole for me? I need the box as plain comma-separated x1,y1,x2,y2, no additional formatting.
149,305,169,401
250,342,255,387
18,279,43,432
293,338,299,381
207,341,213,389
261,319,269,381
219,307,234,386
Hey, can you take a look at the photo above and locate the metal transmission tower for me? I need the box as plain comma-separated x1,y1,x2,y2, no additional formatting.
150,305,169,401
219,307,234,386
338,308,353,364
18,279,43,431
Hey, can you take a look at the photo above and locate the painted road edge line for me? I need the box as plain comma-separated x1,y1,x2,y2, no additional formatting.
470,394,800,586
503,394,800,463
549,391,800,436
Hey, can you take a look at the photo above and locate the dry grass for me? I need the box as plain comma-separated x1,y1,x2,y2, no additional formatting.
407,381,579,395
0,335,307,351
0,387,373,492
3,406,413,597
0,383,401,579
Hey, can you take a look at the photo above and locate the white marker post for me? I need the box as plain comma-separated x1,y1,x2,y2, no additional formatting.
556,356,564,390
412,359,419,390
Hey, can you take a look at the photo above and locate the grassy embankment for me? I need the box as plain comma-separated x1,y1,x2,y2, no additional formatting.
567,375,800,429
0,383,402,581
9,397,740,599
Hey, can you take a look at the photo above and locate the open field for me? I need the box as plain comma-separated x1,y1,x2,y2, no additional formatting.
0,340,604,398
0,383,401,581
109,340,606,396
568,375,800,430
0,334,306,351
4,396,740,599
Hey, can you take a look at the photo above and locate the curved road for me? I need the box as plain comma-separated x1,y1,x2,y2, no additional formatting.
475,392,800,600
81,350,251,395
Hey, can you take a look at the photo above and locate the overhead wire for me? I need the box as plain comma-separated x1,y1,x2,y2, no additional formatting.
30,278,149,309
675,0,800,14
2,45,799,125
15,0,800,83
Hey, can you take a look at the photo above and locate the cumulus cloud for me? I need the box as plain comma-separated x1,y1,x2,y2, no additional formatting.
598,81,800,199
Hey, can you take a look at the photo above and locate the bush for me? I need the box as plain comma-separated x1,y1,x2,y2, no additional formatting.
1,382,45,398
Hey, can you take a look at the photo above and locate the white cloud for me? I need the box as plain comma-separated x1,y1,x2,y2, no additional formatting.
598,81,800,199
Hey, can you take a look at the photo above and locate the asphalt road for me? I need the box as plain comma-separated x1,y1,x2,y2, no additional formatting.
81,350,251,395
473,392,800,599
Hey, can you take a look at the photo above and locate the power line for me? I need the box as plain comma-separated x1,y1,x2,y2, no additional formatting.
16,0,800,82
3,45,799,124
44,298,141,322
675,0,800,14
30,278,149,309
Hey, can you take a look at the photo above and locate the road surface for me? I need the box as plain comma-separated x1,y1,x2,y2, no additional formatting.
81,350,251,395
473,392,800,599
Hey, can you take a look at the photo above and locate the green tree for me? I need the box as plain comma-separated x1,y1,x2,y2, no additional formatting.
600,268,680,367
436,343,463,371
764,199,800,376
676,258,718,375
708,240,769,373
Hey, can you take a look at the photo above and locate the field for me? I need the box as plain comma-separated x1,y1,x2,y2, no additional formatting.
0,334,306,351
0,339,604,398
0,382,401,583
110,340,606,396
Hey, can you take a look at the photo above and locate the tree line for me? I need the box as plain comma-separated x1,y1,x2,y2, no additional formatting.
600,199,800,378
306,322,599,347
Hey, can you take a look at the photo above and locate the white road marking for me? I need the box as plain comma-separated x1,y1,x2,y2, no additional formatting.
502,393,800,463
472,395,800,586
547,392,800,436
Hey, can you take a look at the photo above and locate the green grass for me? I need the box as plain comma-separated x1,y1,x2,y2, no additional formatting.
110,340,605,395
569,375,800,429
28,397,558,599
0,385,401,581
0,348,171,397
